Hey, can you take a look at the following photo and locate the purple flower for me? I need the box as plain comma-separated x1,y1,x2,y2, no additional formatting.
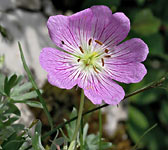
39,5,148,105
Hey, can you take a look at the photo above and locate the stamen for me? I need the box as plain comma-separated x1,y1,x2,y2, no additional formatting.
61,41,64,44
77,58,80,62
104,55,111,58
88,38,92,46
79,46,84,53
95,40,103,45
105,49,109,53
101,58,104,66
93,66,99,73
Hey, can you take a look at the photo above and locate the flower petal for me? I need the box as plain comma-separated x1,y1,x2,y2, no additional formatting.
106,62,147,84
39,47,79,89
47,15,80,53
47,70,78,89
81,74,125,105
39,47,74,72
92,11,130,48
107,38,149,64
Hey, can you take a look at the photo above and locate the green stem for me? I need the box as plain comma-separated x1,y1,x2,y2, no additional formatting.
42,73,167,139
98,109,102,150
72,90,85,141
68,90,85,150
80,118,84,150
18,42,53,129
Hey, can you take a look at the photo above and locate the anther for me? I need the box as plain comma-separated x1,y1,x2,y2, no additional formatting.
79,46,84,53
101,58,104,67
93,66,99,73
77,59,80,62
61,41,64,44
104,55,111,58
88,38,92,46
105,49,109,53
95,40,103,45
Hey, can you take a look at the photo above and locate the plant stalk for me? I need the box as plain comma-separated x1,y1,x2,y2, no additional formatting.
68,90,85,150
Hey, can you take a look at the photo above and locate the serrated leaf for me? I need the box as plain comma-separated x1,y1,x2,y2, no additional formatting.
25,101,43,108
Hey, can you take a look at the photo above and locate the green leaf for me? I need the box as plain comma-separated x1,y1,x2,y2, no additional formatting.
32,120,45,150
0,73,5,95
159,100,168,124
142,33,164,55
5,103,21,117
4,74,17,96
11,82,32,96
66,108,77,140
1,132,25,150
0,25,8,39
0,126,15,141
83,123,89,141
11,91,38,101
132,9,161,36
100,141,112,149
51,137,64,150
127,106,149,143
25,101,43,108
129,106,149,130
136,0,145,6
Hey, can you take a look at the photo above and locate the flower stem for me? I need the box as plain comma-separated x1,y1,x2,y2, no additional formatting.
73,90,85,141
80,118,84,150
98,109,102,150
68,90,85,150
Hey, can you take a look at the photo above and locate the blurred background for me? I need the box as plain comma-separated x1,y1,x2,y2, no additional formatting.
0,0,168,150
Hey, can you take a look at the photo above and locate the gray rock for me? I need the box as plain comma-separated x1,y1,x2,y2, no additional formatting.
14,0,41,10
0,0,16,11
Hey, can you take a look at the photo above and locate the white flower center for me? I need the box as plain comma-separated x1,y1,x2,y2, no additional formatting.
76,39,111,74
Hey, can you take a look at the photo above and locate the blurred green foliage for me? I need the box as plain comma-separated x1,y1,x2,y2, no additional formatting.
0,73,44,149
